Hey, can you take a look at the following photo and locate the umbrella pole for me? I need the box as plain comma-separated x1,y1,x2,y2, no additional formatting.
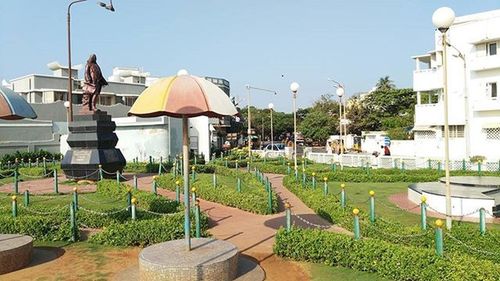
182,116,191,251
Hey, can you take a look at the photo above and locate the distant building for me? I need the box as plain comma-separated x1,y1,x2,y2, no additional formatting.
412,9,500,160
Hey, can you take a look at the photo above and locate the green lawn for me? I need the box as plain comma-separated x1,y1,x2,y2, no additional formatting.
308,263,389,281
326,180,500,231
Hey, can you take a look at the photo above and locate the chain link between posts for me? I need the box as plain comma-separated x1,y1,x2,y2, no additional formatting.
445,232,500,257
291,210,331,229
18,170,54,179
136,207,178,217
78,206,128,216
19,204,68,215
426,205,482,219
79,193,126,205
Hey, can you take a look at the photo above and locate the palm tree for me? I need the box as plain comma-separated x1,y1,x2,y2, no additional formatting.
376,76,395,91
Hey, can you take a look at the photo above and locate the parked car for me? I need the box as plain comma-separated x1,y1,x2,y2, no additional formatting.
264,143,286,151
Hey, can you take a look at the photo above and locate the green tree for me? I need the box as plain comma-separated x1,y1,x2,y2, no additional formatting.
375,76,395,91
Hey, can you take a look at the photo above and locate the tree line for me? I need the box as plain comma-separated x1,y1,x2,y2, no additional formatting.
232,76,415,145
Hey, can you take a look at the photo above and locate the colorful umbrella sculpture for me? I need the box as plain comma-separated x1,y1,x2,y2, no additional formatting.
0,86,37,120
128,70,237,250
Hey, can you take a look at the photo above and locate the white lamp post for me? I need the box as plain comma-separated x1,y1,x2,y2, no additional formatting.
290,82,300,175
64,101,71,131
433,6,455,230
336,87,345,170
268,103,274,151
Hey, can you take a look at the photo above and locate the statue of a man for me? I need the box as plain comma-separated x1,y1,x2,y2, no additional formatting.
82,54,108,112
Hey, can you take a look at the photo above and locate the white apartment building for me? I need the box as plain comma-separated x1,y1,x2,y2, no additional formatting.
412,9,500,161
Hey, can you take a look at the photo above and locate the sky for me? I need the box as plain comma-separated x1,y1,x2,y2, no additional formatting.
1,1,499,112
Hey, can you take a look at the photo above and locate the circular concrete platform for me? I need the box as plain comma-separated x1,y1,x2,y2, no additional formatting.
439,176,500,188
139,238,239,281
0,234,33,274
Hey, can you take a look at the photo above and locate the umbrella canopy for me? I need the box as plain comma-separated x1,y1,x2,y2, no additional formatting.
0,86,37,120
128,70,237,118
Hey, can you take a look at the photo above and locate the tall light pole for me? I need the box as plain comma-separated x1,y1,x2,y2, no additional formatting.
336,87,345,170
290,82,300,175
433,6,455,230
67,0,115,122
245,85,277,162
268,103,274,150
329,79,345,170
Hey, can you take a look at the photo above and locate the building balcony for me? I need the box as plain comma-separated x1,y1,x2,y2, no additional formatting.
472,98,500,112
469,55,500,72
414,101,465,126
413,68,442,92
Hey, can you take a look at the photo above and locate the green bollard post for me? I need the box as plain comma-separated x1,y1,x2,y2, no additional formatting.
212,173,217,187
434,219,444,256
175,180,180,203
267,189,273,214
462,159,466,171
237,178,241,193
12,196,18,217
235,160,239,170
127,188,132,212
149,155,152,167
353,208,360,240
323,177,328,196
133,175,138,191
152,176,158,195
116,171,120,186
13,169,18,194
131,198,137,220
53,169,59,194
428,159,431,169
191,166,196,181
369,191,375,223
421,196,427,231
285,202,291,232
341,184,346,209
70,201,77,242
333,162,337,172
73,187,79,210
99,165,103,181
479,208,486,235
195,199,201,238
302,169,306,187
478,160,482,176
24,190,29,207
311,173,316,189
401,161,405,171
191,188,197,209
438,161,441,172
158,162,163,176
287,163,291,174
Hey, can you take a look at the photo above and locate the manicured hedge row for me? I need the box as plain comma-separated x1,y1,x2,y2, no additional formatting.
89,212,209,247
157,166,279,214
282,175,500,263
274,228,500,281
0,213,73,241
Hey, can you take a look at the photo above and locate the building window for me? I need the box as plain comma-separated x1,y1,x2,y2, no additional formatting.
487,42,497,56
484,127,500,140
124,96,137,106
98,95,113,106
414,131,436,139
487,82,497,99
441,125,464,138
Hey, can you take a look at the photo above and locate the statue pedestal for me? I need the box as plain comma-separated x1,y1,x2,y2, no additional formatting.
62,111,126,180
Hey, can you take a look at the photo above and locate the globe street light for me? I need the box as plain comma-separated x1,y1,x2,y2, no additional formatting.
67,0,115,122
268,103,274,151
290,82,300,176
433,6,455,230
245,85,277,162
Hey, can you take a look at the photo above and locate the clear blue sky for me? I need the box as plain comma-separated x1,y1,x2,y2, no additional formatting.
1,1,499,112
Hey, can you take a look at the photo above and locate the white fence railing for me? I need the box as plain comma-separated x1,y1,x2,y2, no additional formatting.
305,152,500,172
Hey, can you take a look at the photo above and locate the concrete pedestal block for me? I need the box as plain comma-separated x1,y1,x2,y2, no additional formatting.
0,234,33,274
139,238,238,281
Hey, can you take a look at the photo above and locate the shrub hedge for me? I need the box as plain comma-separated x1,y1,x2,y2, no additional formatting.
157,166,278,214
282,175,500,263
89,212,209,247
274,228,500,281
0,212,73,241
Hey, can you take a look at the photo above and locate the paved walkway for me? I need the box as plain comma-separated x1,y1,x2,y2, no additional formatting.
0,172,350,280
